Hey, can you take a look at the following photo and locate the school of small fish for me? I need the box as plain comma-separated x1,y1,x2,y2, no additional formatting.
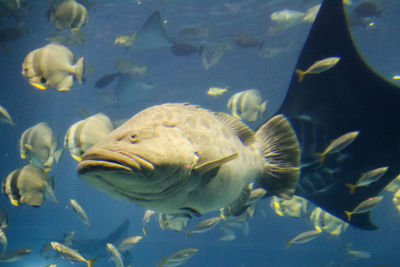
0,0,395,266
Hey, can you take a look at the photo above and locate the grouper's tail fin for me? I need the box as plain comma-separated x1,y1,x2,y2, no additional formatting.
255,115,301,198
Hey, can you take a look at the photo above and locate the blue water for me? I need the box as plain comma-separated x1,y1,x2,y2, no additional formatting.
1,0,400,266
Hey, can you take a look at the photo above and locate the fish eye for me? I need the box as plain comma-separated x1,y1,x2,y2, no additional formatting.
40,77,47,84
129,134,138,143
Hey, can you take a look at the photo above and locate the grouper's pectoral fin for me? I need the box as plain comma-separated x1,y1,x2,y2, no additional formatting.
276,0,400,230
193,153,238,183
255,115,301,199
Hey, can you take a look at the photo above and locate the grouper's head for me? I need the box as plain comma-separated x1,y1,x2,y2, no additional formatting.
77,122,198,207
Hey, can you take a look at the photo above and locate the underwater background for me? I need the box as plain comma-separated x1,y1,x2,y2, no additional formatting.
0,0,400,266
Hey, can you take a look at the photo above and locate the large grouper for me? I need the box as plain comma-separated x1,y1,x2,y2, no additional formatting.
77,103,300,216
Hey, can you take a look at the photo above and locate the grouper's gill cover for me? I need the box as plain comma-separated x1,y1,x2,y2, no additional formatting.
77,103,300,215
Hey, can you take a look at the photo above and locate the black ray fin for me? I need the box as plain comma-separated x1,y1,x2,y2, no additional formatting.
133,10,171,50
276,0,400,230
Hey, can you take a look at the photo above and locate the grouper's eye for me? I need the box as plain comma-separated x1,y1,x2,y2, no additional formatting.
128,134,138,143
40,77,47,84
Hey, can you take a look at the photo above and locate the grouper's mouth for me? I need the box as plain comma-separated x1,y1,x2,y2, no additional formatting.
77,148,187,205
77,148,155,175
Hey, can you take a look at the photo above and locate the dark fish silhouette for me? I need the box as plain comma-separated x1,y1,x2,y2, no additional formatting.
275,0,400,230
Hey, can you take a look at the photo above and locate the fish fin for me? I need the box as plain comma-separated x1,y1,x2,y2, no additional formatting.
314,152,325,163
345,183,356,194
30,82,46,90
53,148,64,164
344,211,352,222
247,112,258,122
295,69,305,83
158,256,167,267
214,112,256,146
87,257,97,267
255,115,300,198
194,153,238,177
221,184,252,218
57,88,70,92
24,144,33,151
259,101,267,115
10,198,19,206
186,230,192,238
74,57,84,83
181,207,202,217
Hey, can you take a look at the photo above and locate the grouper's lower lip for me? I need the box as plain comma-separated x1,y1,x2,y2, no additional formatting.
77,149,155,174
77,159,133,174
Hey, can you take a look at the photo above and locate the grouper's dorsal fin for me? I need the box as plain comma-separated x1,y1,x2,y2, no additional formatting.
215,112,255,146
194,153,238,176
255,115,300,198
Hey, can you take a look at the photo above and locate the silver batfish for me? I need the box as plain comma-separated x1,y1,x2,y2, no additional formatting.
77,103,300,216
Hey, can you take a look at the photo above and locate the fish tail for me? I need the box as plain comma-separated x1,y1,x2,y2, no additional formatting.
185,230,192,238
295,69,305,83
87,257,98,267
285,239,293,249
54,148,63,164
344,211,352,222
158,256,167,267
74,57,84,83
345,183,356,194
315,152,325,164
255,115,300,198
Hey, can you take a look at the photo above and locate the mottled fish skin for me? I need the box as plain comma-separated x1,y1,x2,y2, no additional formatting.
78,103,300,217
79,104,265,215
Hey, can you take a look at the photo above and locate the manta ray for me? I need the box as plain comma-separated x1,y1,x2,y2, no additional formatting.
277,0,400,230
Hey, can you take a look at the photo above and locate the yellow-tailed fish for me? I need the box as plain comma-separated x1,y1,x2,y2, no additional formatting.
346,167,388,194
295,57,341,83
344,196,383,221
50,242,97,267
316,131,359,163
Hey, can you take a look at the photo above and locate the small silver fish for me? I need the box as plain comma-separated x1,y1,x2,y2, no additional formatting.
344,196,383,221
186,217,221,236
347,249,371,259
50,242,97,267
118,235,143,252
295,57,341,82
0,248,31,262
106,243,124,267
346,167,388,194
142,209,155,235
158,248,199,267
316,131,359,163
287,230,321,247
70,199,90,226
